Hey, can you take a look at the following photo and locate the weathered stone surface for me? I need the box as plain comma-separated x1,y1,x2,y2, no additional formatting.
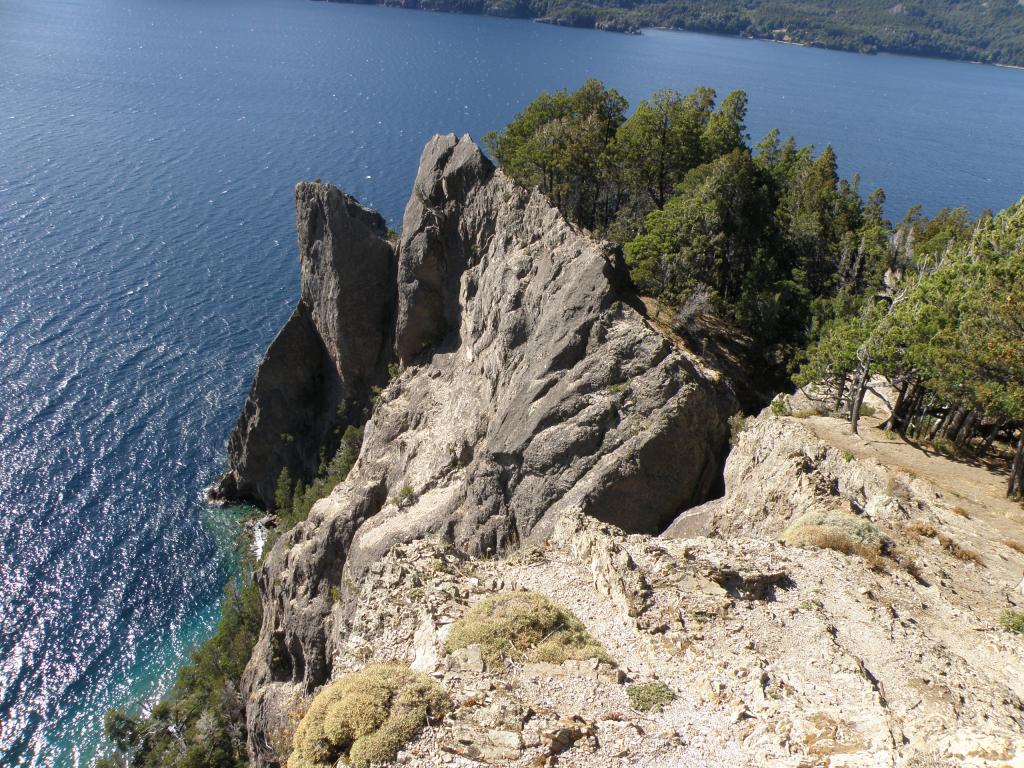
238,135,737,766
673,409,902,540
215,184,395,508
295,182,395,395
215,303,327,506
239,405,1024,768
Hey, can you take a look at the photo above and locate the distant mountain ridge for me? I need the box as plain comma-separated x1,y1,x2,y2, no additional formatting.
329,0,1024,67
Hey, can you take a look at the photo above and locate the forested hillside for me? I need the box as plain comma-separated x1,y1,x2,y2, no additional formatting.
485,79,1024,495
330,0,1024,66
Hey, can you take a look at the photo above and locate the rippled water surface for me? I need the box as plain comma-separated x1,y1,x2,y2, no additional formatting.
1,0,1022,763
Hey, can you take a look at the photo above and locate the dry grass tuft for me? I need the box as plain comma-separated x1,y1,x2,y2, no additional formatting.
905,519,938,538
892,465,919,479
886,476,913,501
289,663,448,768
1005,539,1024,555
782,511,889,568
937,533,982,563
445,592,613,668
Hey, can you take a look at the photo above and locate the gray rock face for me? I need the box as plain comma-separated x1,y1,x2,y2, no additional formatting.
215,184,395,508
237,135,737,766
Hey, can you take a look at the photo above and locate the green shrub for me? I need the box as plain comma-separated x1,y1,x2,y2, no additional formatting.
728,412,748,447
390,484,416,508
999,610,1024,634
275,426,363,534
771,395,791,417
626,681,675,712
841,449,854,462
445,592,612,668
275,467,294,513
289,664,448,768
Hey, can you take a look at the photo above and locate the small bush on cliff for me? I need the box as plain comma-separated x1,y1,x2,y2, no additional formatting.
728,412,748,447
770,395,792,417
390,483,416,508
275,426,363,533
781,510,888,565
288,664,448,768
445,592,612,668
626,681,676,712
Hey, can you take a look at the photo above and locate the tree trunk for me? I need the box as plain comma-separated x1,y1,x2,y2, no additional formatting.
943,406,968,441
954,409,979,450
882,378,912,432
833,373,848,414
977,418,1006,458
850,359,870,435
905,387,927,437
930,405,956,441
910,387,928,436
1008,429,1024,498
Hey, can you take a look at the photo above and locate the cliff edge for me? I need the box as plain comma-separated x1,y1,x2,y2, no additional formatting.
223,135,738,765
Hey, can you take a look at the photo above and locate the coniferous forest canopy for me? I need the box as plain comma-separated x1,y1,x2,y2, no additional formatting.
330,0,1024,67
97,81,1024,767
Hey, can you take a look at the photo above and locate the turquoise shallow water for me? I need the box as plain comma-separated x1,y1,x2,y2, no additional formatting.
1,0,1022,764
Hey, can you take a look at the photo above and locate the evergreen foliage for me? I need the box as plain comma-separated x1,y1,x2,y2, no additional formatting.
96,573,262,768
274,425,364,531
492,82,1024,495
489,81,889,368
796,200,1024,493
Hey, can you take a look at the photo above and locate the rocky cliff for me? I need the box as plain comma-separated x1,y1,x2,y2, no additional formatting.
215,184,395,508
243,408,1024,767
225,135,738,765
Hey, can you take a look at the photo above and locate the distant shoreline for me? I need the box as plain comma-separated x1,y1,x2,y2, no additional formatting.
320,0,1024,71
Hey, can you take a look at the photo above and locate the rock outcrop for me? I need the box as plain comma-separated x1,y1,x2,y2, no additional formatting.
222,136,1024,768
214,185,395,507
231,135,737,766
661,409,1024,767
247,410,1024,768
236,400,1024,767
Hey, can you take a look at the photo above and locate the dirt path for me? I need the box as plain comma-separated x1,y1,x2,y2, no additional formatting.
800,413,1024,535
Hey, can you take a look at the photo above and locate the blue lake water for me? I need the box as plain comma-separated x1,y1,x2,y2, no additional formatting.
1,0,1022,763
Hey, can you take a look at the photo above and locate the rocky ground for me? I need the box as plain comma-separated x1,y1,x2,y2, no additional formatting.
266,406,1024,768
